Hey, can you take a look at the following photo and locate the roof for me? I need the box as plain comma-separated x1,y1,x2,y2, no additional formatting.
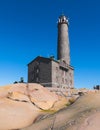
27,56,74,70
27,56,59,66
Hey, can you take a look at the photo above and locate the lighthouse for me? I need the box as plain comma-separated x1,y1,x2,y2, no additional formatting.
57,15,70,65
28,14,74,89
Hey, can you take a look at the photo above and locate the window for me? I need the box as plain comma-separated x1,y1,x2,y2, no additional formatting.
56,76,59,82
65,79,67,83
56,67,59,73
70,80,72,85
31,76,34,82
36,77,39,82
36,69,39,73
65,71,68,76
62,78,64,84
69,72,72,77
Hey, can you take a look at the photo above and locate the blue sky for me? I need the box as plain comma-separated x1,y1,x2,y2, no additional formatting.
0,0,100,89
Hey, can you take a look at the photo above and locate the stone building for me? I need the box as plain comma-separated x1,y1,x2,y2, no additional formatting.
28,15,74,89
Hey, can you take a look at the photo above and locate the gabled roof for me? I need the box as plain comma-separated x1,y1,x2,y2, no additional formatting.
27,56,74,70
27,56,59,66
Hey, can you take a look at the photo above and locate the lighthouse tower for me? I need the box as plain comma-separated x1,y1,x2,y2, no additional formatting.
57,15,70,65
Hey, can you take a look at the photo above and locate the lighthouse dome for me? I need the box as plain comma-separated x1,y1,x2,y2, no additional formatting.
58,15,69,25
